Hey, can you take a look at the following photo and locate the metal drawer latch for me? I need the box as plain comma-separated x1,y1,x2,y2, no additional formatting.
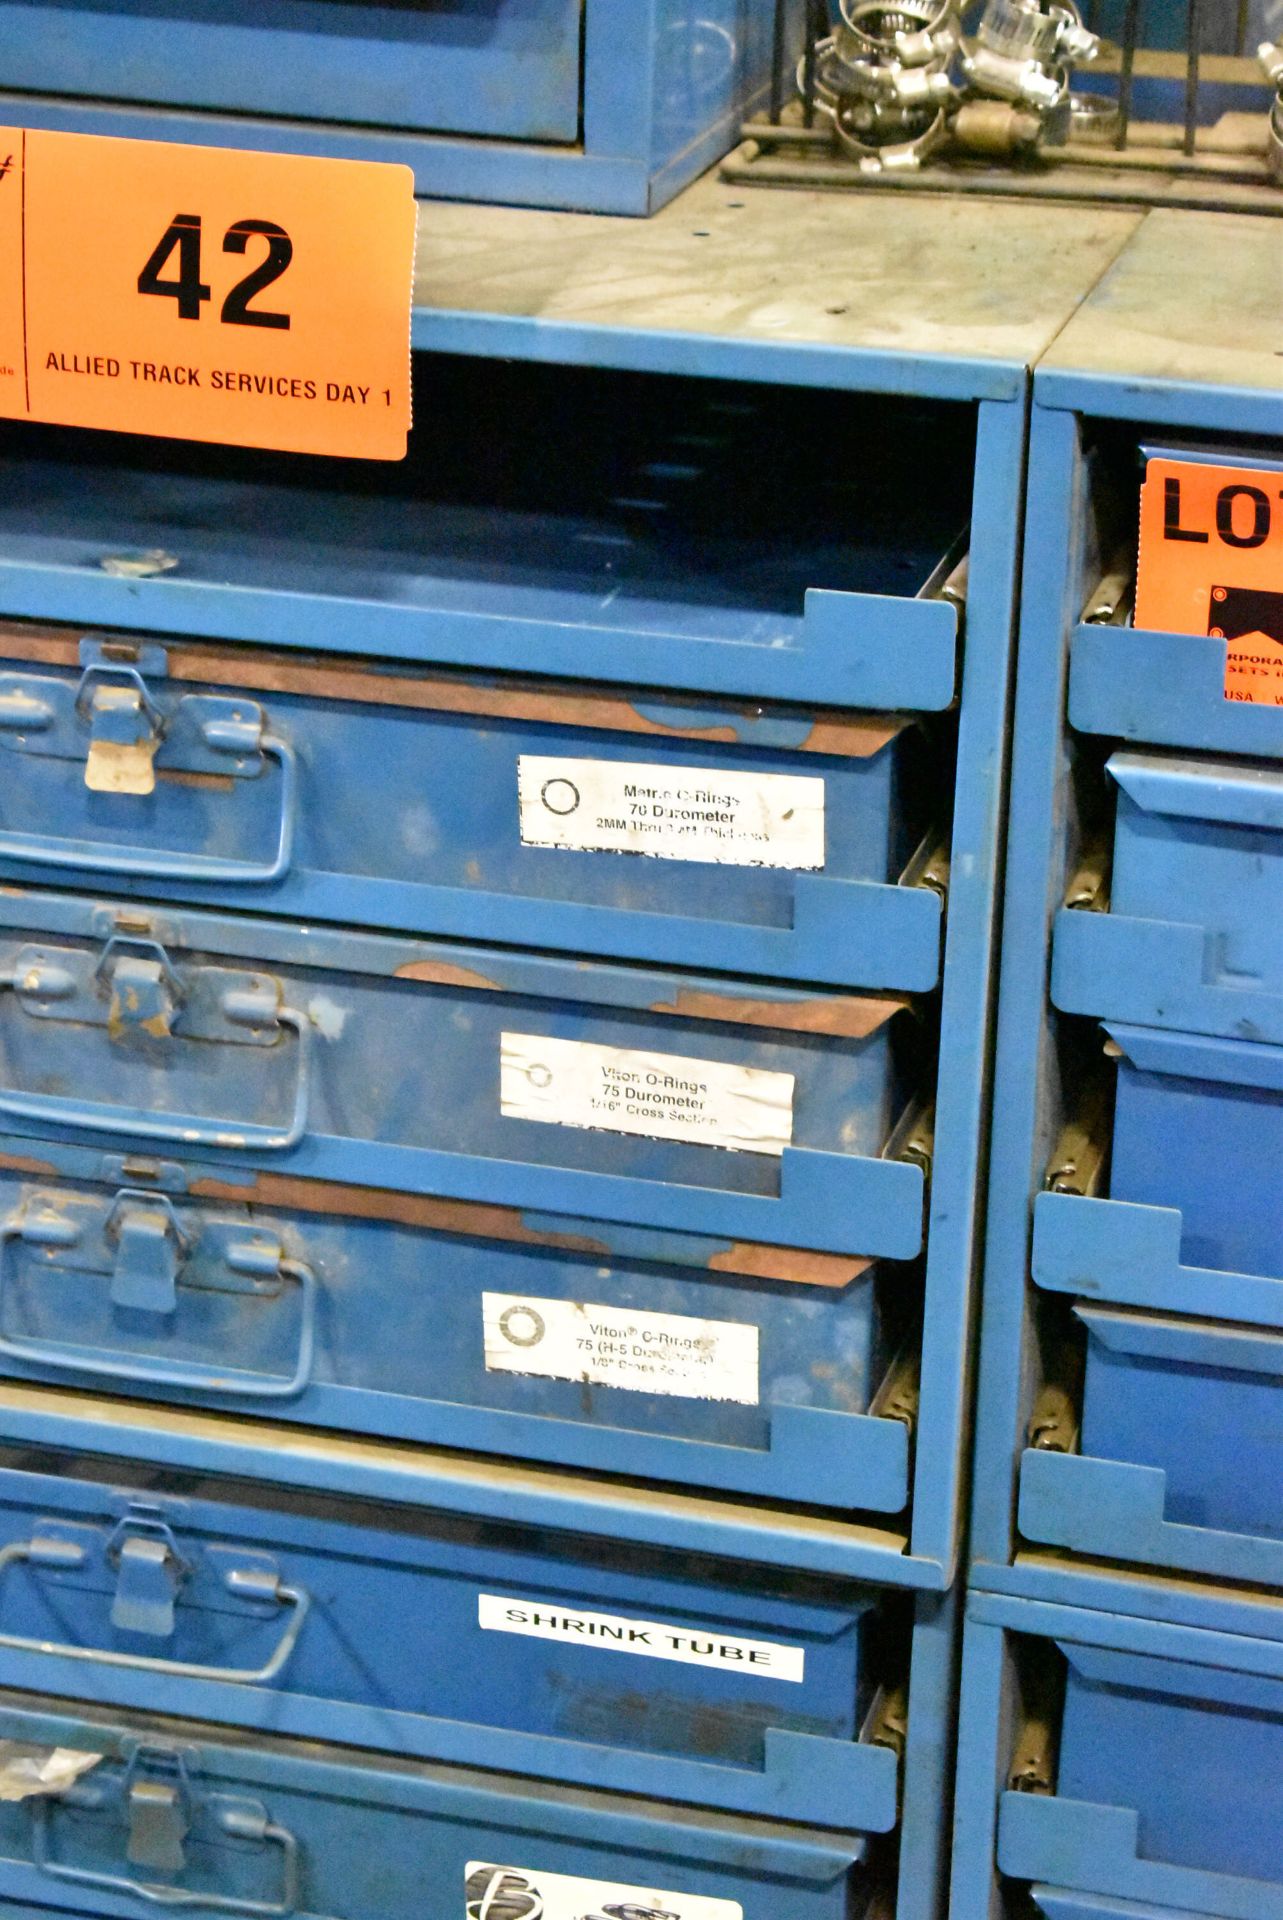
0,931,314,1151
127,1772,190,1874
106,1508,192,1640
79,666,166,796
106,1191,187,1315
0,1185,319,1397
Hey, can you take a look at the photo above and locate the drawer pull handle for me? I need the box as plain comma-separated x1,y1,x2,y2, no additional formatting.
0,658,299,884
0,1212,318,1400
0,729,298,884
0,940,314,1151
0,1533,310,1684
31,1768,300,1915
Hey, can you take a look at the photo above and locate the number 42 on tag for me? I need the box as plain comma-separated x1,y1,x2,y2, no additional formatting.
0,127,415,457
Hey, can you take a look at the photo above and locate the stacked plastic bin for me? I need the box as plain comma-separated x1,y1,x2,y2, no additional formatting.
953,209,1283,1920
0,171,1139,1918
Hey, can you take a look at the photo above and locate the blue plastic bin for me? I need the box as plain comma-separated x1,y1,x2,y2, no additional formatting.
1077,1303,1283,1543
1109,752,1283,1010
954,1592,1283,1920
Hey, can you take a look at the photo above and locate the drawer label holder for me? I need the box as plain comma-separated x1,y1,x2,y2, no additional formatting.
477,1595,805,1682
517,754,826,870
466,1863,744,1920
481,1292,760,1404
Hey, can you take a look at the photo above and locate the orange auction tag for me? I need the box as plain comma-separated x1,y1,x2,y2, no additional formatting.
1137,456,1283,707
0,129,415,459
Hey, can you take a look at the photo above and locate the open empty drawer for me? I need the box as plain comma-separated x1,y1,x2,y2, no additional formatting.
0,361,972,709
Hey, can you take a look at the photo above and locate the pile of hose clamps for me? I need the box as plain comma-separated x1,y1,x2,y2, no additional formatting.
808,0,1102,172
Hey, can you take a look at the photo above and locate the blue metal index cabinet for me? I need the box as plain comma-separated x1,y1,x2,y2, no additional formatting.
0,170,1138,1920
953,208,1283,1920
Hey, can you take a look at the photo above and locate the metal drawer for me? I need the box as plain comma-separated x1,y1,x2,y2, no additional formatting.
0,2,788,212
1018,1304,1283,1587
0,1449,908,1831
1051,750,1283,1045
956,1592,1283,1920
0,1688,874,1920
0,362,969,709
1079,1309,1283,1542
1021,1640,1283,1899
0,0,584,142
0,1136,918,1514
0,627,943,992
1107,1024,1283,1283
0,889,927,1262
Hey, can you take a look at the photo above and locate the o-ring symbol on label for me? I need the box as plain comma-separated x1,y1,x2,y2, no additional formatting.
499,1304,547,1349
526,1062,553,1089
540,777,581,816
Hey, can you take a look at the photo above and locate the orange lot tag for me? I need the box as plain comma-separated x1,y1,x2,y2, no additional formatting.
1136,456,1283,708
0,129,415,459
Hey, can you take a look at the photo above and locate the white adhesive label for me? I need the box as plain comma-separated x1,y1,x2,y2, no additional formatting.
482,1293,760,1404
517,754,825,869
466,1862,743,1920
500,1034,794,1158
477,1595,805,1683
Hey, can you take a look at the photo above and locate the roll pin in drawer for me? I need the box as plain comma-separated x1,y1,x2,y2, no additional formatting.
0,1139,918,1515
0,1449,907,1831
0,629,944,991
0,1692,875,1920
0,891,927,1261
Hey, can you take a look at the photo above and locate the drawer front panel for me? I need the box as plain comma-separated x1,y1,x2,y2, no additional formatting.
0,632,942,990
0,1691,868,1920
1071,619,1283,761
0,2,585,141
1017,1305,1283,1581
0,1155,913,1513
0,893,927,1260
0,1453,902,1829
